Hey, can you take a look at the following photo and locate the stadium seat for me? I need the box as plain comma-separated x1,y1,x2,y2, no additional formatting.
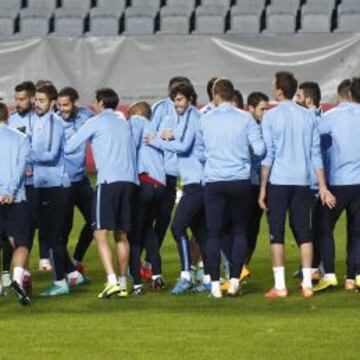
0,17,14,36
266,0,300,15
194,5,228,34
60,0,91,17
336,12,360,32
159,6,191,34
124,7,156,35
339,0,360,11
20,0,56,25
300,3,333,33
19,16,50,36
230,2,265,16
0,0,21,19
336,1,360,33
131,0,161,13
305,0,336,10
0,0,19,36
201,0,232,8
227,6,262,34
53,13,85,36
166,0,196,11
264,0,299,34
88,14,119,36
232,0,267,12
90,0,126,17
24,0,57,14
265,13,296,34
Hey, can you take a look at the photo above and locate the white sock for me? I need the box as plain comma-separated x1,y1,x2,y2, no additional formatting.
211,281,220,292
73,259,81,267
302,268,312,288
107,273,117,286
273,267,286,290
181,271,191,282
324,273,336,281
13,267,24,286
54,279,66,287
118,276,127,288
230,277,239,290
197,261,204,268
134,284,143,290
203,274,211,284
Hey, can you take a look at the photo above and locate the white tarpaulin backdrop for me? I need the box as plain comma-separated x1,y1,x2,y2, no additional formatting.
0,34,360,105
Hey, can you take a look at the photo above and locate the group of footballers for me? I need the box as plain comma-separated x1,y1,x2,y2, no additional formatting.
1,71,360,306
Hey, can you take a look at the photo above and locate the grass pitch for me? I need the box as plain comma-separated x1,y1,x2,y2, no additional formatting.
0,201,359,360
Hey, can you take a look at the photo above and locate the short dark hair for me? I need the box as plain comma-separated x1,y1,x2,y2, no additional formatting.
35,79,54,87
15,81,36,97
206,77,218,102
247,92,269,108
170,82,198,105
58,87,79,102
128,101,152,120
299,82,321,108
275,71,298,100
213,79,234,102
36,83,58,101
0,102,9,122
337,79,351,99
350,77,360,103
95,88,119,110
233,89,244,110
168,76,192,92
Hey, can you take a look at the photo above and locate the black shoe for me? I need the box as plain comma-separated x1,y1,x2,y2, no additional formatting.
292,268,303,280
151,277,165,290
9,281,31,306
132,285,145,296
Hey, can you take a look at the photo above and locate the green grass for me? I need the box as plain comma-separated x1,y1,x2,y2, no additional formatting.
0,198,359,359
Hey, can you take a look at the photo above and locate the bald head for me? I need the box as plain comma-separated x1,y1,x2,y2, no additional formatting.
128,101,152,120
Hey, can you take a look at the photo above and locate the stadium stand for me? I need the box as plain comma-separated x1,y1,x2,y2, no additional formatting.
0,0,359,36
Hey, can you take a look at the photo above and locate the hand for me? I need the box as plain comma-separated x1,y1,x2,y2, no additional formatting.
144,133,154,145
258,187,268,211
160,128,173,140
26,165,33,177
319,187,336,209
2,195,14,205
